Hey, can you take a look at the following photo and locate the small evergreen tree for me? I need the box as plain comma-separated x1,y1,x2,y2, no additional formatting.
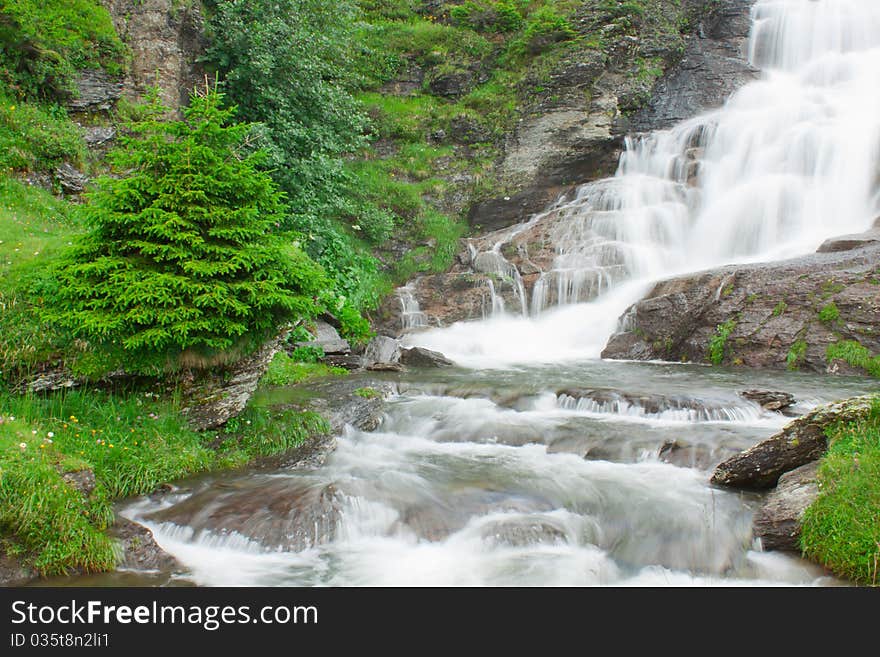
51,84,330,374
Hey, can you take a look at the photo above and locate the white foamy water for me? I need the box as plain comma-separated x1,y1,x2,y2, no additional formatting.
405,0,880,368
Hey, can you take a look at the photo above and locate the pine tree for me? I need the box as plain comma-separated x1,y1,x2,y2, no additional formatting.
51,84,330,374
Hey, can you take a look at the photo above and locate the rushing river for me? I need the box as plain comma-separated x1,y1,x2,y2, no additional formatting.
50,0,880,587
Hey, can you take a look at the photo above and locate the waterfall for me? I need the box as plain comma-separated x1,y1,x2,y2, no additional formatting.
406,0,880,367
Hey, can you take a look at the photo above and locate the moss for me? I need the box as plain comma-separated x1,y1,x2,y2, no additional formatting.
786,339,808,370
772,300,788,317
708,319,736,365
818,302,840,323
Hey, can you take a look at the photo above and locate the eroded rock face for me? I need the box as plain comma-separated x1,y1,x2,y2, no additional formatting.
753,461,819,552
399,347,454,368
68,69,123,112
182,330,289,431
102,0,206,111
711,395,876,489
110,517,183,572
602,243,880,374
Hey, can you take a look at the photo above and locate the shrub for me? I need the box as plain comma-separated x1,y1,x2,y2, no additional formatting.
48,86,331,375
708,319,736,365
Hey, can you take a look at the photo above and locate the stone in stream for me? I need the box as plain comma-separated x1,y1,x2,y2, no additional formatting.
815,228,880,253
753,461,819,552
399,346,454,368
658,440,731,471
711,395,876,489
556,388,748,421
739,390,796,412
480,517,568,547
144,478,342,552
110,517,184,572
361,335,401,369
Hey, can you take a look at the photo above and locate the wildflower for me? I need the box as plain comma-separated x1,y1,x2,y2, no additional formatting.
31,430,37,435
108,444,114,449
40,444,45,449
9,416,14,421
47,431,54,438
18,442,26,450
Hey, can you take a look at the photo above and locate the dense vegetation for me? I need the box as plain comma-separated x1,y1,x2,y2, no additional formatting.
802,400,880,585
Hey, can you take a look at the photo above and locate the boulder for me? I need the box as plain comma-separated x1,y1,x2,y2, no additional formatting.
361,335,401,368
296,320,350,355
739,390,796,412
711,395,876,489
182,329,290,431
816,229,880,253
601,243,880,374
399,347,454,368
753,461,820,552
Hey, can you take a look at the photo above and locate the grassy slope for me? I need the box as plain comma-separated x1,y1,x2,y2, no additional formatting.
801,400,880,585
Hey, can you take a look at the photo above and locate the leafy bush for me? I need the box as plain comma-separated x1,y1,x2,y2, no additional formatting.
48,87,331,375
450,1,525,33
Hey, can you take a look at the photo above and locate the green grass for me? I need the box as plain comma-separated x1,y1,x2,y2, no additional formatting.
0,177,83,375
262,352,348,387
826,340,880,377
0,385,328,575
801,399,880,585
772,300,787,317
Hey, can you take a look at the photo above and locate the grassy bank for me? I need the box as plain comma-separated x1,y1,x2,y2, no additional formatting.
801,398,880,585
0,386,328,575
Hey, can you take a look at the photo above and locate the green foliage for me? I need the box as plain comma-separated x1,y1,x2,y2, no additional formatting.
818,301,840,323
48,87,330,375
826,340,880,377
262,352,347,386
801,399,880,585
450,1,525,33
772,300,787,317
511,6,577,56
0,94,85,172
786,339,807,370
354,386,379,399
707,319,736,365
0,0,125,101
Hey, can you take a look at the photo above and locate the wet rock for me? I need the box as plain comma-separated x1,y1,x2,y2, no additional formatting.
753,461,819,552
481,517,568,547
625,0,756,133
281,376,394,438
399,347,454,368
557,388,750,422
366,362,405,372
182,330,290,431
816,229,880,253
601,243,880,374
144,479,342,552
658,440,722,470
110,517,183,572
448,115,494,145
0,551,35,587
55,163,89,194
295,320,350,356
397,491,555,542
711,395,876,489
740,390,796,412
67,69,123,112
361,335,402,368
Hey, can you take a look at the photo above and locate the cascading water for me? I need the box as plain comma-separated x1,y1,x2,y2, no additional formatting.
406,0,880,367
88,1,880,588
